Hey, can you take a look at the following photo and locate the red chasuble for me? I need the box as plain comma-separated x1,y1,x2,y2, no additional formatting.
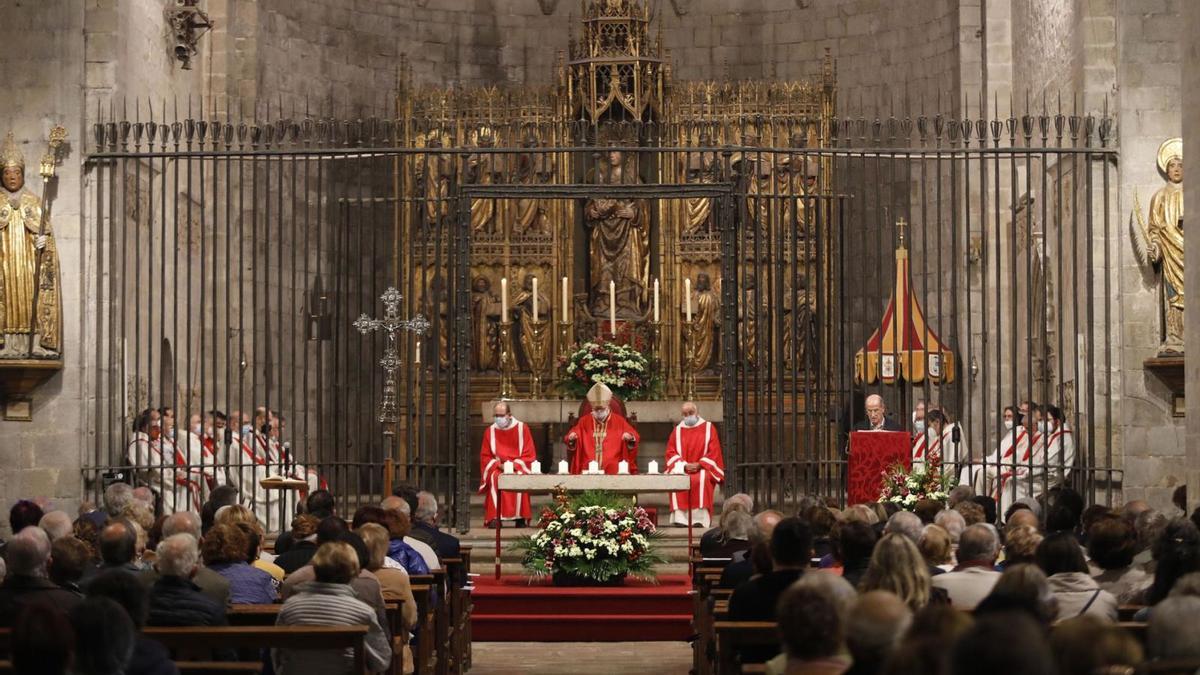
564,413,640,475
664,419,724,513
479,419,537,522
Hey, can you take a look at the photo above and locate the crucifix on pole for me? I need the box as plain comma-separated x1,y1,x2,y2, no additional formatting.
354,287,430,471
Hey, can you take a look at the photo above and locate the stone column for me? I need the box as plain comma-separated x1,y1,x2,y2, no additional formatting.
1185,0,1200,513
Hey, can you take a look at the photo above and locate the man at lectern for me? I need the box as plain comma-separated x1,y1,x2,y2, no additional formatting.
852,394,903,434
479,401,537,528
564,383,640,474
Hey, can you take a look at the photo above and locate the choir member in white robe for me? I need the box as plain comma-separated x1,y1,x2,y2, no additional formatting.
126,408,203,514
985,406,1047,505
665,401,725,528
479,401,537,526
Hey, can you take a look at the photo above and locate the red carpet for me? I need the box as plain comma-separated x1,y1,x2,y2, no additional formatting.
471,574,693,642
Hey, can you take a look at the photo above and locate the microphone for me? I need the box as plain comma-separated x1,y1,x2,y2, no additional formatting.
282,442,292,475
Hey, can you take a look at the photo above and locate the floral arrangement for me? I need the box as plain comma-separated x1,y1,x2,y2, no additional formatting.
512,489,665,584
879,455,954,508
559,340,659,401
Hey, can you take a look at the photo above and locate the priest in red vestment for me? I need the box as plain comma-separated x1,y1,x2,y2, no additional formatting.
479,401,537,527
665,401,724,528
564,383,640,474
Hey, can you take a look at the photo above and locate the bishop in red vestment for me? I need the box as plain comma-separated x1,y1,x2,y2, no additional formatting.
564,383,639,474
664,401,724,528
479,401,537,525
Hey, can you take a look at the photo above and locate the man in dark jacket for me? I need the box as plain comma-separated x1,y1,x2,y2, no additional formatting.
139,512,230,608
147,534,226,627
728,517,813,665
413,491,461,561
0,528,82,626
86,569,180,675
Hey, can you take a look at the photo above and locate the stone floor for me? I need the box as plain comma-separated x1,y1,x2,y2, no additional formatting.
469,641,693,674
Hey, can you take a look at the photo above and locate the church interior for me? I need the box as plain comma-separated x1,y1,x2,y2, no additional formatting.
1,0,1199,673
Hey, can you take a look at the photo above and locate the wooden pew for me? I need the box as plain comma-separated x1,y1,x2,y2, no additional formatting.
226,602,407,674
409,581,436,675
713,621,779,675
442,550,473,675
691,565,733,675
1140,659,1200,675
151,626,370,674
458,545,474,673
1119,605,1147,622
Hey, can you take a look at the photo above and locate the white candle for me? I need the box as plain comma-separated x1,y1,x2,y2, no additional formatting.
648,460,659,474
532,277,539,322
561,276,569,323
609,280,617,336
618,460,629,475
588,460,599,473
558,459,569,474
531,460,542,474
501,277,509,320
653,279,660,322
503,460,514,474
414,340,421,365
685,278,693,323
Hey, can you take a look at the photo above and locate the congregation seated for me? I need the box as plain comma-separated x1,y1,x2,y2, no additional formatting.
146,533,227,627
729,517,812,622
48,535,91,596
859,534,936,611
1148,595,1200,660
720,509,783,589
356,522,418,629
140,511,231,607
412,490,461,563
86,569,179,675
1051,615,1143,675
1037,531,1118,621
281,529,389,630
93,519,147,578
1144,517,1200,608
999,523,1042,569
950,612,1055,675
834,520,876,589
380,496,439,572
767,583,852,675
71,596,139,675
275,514,322,575
202,522,278,604
1088,513,1153,604
0,526,82,625
214,504,286,581
917,524,954,574
701,494,754,559
274,489,335,556
274,540,393,675
974,563,1056,626
845,590,911,675
930,524,1000,610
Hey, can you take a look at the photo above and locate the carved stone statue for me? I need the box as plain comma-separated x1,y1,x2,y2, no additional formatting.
466,131,503,235
684,272,719,372
513,133,552,235
417,135,453,227
585,149,650,317
0,133,61,358
739,131,775,236
421,274,450,367
783,275,816,369
510,273,551,372
739,272,763,366
470,275,502,370
1134,137,1185,354
780,135,817,237
682,146,719,236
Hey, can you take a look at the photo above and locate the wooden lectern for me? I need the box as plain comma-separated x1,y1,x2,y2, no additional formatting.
847,431,911,505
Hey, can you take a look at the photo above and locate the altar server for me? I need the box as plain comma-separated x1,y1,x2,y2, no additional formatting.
564,382,640,475
479,401,537,527
664,401,725,528
126,408,203,514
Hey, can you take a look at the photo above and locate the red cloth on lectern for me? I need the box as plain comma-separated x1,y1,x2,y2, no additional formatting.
564,413,640,475
848,431,911,505
479,419,536,522
665,420,724,513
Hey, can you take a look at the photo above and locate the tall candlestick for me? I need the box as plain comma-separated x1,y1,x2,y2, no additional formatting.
685,278,693,323
561,276,569,323
501,277,509,320
532,277,539,322
609,280,617,336
653,279,660,322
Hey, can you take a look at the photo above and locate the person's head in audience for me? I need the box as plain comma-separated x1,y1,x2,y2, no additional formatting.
351,505,389,530
379,507,412,541
380,495,411,518
10,500,44,536
1168,572,1200,598
215,504,263,536
869,502,892,525
1087,515,1137,572
1148,596,1200,659
71,517,100,560
950,612,1054,675
305,489,335,519
835,520,878,568
290,514,320,544
155,533,200,580
846,590,912,675
843,503,879,526
86,569,149,628
1147,517,1200,605
917,524,952,568
1174,485,1188,515
952,501,984,527
861,533,931,610
49,536,92,589
38,510,73,542
146,515,167,553
162,511,202,541
120,500,154,534
1005,507,1039,533
1079,504,1113,543
1035,530,1088,577
355,523,391,573
200,523,249,567
722,493,753,516
1135,509,1168,556
131,487,154,509
103,482,135,519
98,520,137,567
70,597,135,675
1051,615,1143,675
7,526,52,579
882,605,973,675
770,517,813,571
233,522,263,564
317,516,350,544
312,540,360,585
933,509,966,545
390,484,420,518
970,496,997,525
913,499,941,525
956,524,999,568
1043,487,1084,533
775,584,844,668
200,485,239,533
792,571,858,622
947,485,975,509
1121,499,1151,523
748,509,785,573
978,563,1056,626
415,491,442,527
1002,524,1043,567
13,604,74,675
720,509,753,544
883,511,922,544
803,505,837,541
337,532,371,572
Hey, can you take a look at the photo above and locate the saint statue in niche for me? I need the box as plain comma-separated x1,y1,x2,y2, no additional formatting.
584,149,650,318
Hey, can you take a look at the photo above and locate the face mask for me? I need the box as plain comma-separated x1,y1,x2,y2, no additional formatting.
494,416,511,429
1003,419,1014,430
913,420,926,435
593,409,609,422
683,415,699,427
192,424,203,436
241,424,253,437
1037,421,1048,433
